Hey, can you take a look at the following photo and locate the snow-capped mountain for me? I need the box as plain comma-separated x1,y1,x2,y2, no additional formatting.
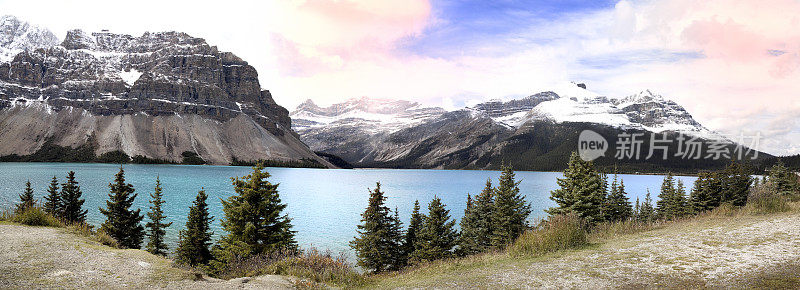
0,15,329,166
291,97,446,134
293,83,751,171
0,15,59,63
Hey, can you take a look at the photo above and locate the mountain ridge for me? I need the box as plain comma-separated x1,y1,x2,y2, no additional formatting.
0,15,331,166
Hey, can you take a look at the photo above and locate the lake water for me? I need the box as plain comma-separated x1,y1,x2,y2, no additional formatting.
0,163,696,258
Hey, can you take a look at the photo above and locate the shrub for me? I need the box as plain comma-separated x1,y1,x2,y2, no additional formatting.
745,184,790,214
67,223,120,248
12,207,63,227
507,213,587,257
215,247,363,287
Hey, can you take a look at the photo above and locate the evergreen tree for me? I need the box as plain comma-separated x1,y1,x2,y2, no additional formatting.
349,183,404,272
633,197,640,220
689,173,717,213
719,162,752,206
60,171,87,224
43,176,61,216
674,179,688,217
176,190,214,266
412,196,458,262
100,166,145,249
547,152,605,224
15,180,36,214
459,179,495,255
638,190,655,222
656,173,676,219
211,166,297,272
767,160,800,195
404,200,423,260
491,165,532,248
145,177,172,256
603,175,633,222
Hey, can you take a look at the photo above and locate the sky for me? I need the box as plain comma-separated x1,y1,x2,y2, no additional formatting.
1,0,800,156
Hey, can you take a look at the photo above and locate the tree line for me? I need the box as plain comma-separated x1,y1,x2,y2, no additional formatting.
10,165,297,275
350,165,533,273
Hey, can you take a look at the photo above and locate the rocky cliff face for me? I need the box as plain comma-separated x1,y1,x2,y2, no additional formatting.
0,16,328,166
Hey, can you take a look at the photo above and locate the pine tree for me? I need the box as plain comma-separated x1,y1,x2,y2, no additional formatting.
60,171,87,224
213,166,296,262
176,190,214,266
99,166,145,249
767,160,800,195
15,180,36,214
656,173,676,219
674,179,688,217
604,175,633,222
638,190,655,222
349,183,404,272
43,176,61,216
412,196,458,262
459,179,495,255
146,177,172,256
547,152,605,224
490,165,532,248
633,197,640,220
719,162,752,206
404,200,423,260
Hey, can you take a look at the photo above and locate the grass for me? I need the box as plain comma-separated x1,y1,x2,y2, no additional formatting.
365,199,800,289
214,247,365,287
0,207,120,248
507,213,587,257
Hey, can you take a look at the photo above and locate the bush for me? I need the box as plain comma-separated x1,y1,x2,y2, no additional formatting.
67,223,120,248
745,185,791,214
12,207,63,227
215,247,363,287
507,213,587,257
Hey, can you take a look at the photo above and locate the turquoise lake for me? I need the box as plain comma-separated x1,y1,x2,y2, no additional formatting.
0,163,696,258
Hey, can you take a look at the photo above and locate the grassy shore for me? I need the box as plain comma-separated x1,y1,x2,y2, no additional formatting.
362,201,800,289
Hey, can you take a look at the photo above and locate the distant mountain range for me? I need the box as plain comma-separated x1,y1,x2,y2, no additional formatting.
0,15,330,166
292,84,769,172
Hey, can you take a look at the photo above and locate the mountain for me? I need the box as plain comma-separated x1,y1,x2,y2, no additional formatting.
0,15,330,166
0,15,59,63
292,84,766,172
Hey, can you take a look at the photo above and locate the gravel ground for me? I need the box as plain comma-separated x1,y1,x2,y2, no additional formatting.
0,224,294,289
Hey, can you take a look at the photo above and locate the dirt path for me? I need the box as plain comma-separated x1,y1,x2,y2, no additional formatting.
0,223,294,289
374,210,800,288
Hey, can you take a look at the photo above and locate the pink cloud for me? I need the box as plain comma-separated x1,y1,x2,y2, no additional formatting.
269,0,432,75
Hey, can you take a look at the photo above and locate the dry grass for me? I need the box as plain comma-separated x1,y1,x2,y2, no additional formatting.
216,247,364,287
508,213,588,257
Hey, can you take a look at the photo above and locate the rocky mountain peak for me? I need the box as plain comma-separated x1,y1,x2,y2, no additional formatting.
0,15,59,62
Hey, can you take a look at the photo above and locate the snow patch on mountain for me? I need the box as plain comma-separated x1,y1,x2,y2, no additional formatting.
119,69,142,86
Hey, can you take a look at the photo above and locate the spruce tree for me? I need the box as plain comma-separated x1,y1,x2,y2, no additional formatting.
674,179,688,217
43,176,61,216
100,166,145,249
176,190,214,266
146,177,172,256
547,152,605,224
768,160,800,195
491,165,531,247
638,190,655,222
720,162,752,206
15,180,36,214
604,175,633,222
213,165,296,262
412,196,458,262
404,200,423,259
349,183,404,272
459,179,495,255
656,173,676,219
60,171,87,224
633,197,640,220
